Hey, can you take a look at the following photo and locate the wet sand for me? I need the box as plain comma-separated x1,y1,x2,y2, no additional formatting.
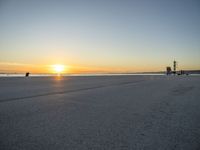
0,75,200,150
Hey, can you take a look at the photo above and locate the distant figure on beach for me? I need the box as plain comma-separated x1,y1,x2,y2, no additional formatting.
25,72,30,77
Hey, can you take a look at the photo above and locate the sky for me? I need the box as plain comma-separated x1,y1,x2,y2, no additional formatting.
0,0,200,74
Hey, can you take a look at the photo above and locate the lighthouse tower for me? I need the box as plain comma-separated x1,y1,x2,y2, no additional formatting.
173,60,177,74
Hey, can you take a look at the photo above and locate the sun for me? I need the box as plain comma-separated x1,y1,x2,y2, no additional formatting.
52,64,65,74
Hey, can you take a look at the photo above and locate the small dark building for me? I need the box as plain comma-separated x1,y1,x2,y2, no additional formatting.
166,67,172,75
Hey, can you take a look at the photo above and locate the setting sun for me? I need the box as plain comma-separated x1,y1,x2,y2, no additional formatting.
52,64,65,74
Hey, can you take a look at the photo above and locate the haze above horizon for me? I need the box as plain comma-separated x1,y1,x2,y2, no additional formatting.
0,0,200,74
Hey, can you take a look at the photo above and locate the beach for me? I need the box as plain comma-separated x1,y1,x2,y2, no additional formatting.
0,75,200,150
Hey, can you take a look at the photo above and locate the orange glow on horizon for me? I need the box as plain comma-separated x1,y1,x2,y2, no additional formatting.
2,61,199,74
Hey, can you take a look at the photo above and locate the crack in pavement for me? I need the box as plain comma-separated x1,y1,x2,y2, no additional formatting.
0,80,145,103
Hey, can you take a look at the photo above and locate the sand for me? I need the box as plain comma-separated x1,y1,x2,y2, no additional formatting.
0,75,200,150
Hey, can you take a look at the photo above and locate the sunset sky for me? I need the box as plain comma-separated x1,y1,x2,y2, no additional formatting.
0,0,200,74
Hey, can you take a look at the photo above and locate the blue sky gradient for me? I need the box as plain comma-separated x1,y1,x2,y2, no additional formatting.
0,0,200,73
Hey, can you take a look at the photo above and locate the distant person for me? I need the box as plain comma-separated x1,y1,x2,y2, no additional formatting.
25,72,30,77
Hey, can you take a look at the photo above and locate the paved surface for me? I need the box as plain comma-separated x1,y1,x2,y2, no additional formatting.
0,75,200,150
